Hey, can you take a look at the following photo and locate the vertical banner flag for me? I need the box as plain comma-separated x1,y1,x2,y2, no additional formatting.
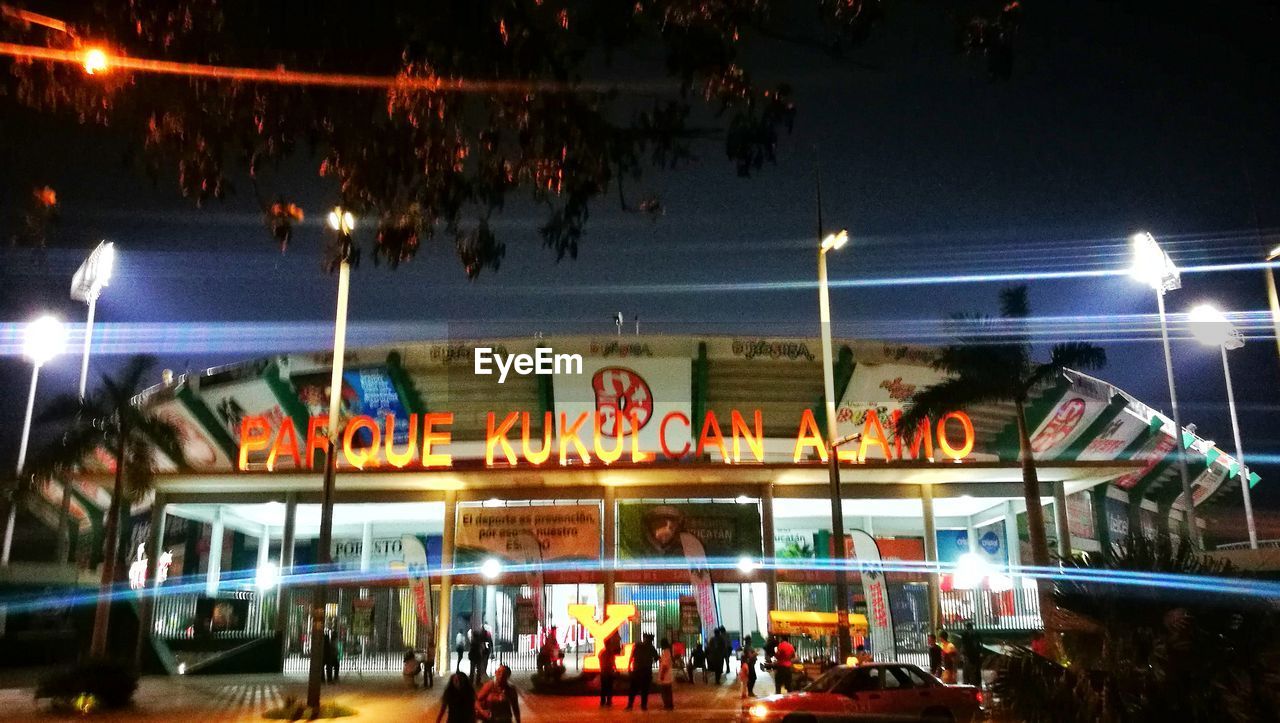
849,529,897,661
400,534,434,641
685,533,720,639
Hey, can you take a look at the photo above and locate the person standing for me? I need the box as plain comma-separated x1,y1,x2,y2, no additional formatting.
706,629,725,685
405,649,423,688
939,631,958,684
961,622,984,687
470,626,493,686
599,630,621,707
475,664,520,723
323,630,340,683
436,672,477,723
657,638,675,711
625,632,659,711
773,634,795,694
456,629,467,673
740,644,758,698
690,642,706,683
927,633,944,679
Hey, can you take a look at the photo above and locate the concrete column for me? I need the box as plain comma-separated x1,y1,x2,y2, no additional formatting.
1004,501,1021,570
258,527,271,572
966,517,980,555
277,493,297,663
920,484,940,633
1053,481,1073,560
359,521,373,573
206,508,224,598
135,494,166,666
436,491,457,676
603,485,616,606
761,483,778,614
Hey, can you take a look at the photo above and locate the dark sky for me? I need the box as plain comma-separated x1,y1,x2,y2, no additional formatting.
3,1,1279,540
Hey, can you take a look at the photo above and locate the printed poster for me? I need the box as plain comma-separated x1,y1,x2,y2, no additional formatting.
835,362,949,458
1066,491,1095,541
149,398,230,471
1114,427,1177,490
1028,393,1110,460
1077,410,1147,462
292,365,411,448
617,503,762,561
553,357,692,456
201,378,286,446
454,505,601,564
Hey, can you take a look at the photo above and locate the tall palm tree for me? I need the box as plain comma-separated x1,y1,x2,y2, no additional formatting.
895,286,1106,654
31,355,185,659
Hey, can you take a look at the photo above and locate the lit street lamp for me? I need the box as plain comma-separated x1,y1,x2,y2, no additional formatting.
2,315,67,566
818,225,853,662
1128,232,1201,549
1188,304,1257,549
71,241,115,399
307,206,356,709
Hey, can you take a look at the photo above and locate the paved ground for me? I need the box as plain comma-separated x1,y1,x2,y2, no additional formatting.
0,668,770,721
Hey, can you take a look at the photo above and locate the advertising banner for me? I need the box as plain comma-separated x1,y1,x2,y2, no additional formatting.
1114,426,1177,490
849,529,897,660
835,362,949,456
202,378,287,446
292,365,412,447
149,398,230,471
515,598,537,637
400,534,434,634
974,524,1006,566
455,505,601,565
935,530,971,565
1077,411,1148,462
351,598,374,636
1105,496,1129,539
679,595,701,634
618,502,763,561
1028,393,1110,460
553,357,692,455
1066,491,1096,541
1182,461,1230,509
332,535,443,570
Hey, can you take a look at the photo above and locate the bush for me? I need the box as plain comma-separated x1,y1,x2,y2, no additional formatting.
35,659,139,711
263,695,357,720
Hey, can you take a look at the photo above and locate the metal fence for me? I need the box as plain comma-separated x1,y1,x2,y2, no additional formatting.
940,584,1041,631
152,589,274,640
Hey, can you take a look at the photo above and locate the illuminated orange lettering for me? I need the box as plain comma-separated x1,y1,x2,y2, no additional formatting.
569,603,637,673
890,410,933,461
731,409,764,463
697,410,730,463
305,416,328,470
238,415,272,470
342,415,380,469
858,410,892,462
521,411,553,466
593,412,624,465
558,412,592,465
937,411,975,460
385,413,417,468
793,408,828,463
659,411,691,459
628,411,654,463
422,412,453,467
266,417,301,471
486,412,519,466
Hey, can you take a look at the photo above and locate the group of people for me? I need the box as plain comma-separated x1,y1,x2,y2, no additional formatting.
926,622,986,685
436,665,522,723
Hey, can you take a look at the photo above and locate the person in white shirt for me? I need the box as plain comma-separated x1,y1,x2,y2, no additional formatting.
657,638,675,710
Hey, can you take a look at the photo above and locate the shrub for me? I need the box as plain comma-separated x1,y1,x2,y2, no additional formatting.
35,659,139,710
263,695,357,720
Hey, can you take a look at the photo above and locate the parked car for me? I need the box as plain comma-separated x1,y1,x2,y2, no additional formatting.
742,663,983,723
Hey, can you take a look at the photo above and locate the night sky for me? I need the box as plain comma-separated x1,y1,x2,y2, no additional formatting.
3,1,1279,540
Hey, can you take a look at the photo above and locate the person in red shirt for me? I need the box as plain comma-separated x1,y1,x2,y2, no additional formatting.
773,635,795,694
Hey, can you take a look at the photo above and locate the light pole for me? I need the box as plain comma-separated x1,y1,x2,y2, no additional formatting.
1128,232,1201,549
1188,304,1257,549
1264,246,1280,364
3,315,67,566
818,226,853,662
307,206,356,709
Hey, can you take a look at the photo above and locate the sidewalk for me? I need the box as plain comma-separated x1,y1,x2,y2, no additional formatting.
0,668,769,721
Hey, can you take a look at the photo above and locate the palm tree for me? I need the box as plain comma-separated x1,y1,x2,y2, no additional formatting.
895,285,1105,655
31,355,185,659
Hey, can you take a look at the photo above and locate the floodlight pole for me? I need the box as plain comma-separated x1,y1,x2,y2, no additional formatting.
1154,289,1201,549
1218,344,1258,549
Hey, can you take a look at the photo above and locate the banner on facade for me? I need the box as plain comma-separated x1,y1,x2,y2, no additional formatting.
1028,392,1110,460
202,378,288,447
849,529,896,660
1105,496,1129,539
351,597,374,636
553,357,692,455
1077,410,1148,462
690,567,720,638
292,365,412,448
399,534,434,635
935,530,971,565
1066,491,1095,541
455,505,601,565
332,535,443,570
618,503,762,561
1115,424,1177,490
679,595,701,634
1182,461,1230,509
835,363,948,457
150,398,230,471
515,597,537,636
974,524,1006,567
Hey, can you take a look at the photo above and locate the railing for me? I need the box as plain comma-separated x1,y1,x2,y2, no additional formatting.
152,589,275,640
940,584,1041,631
1217,539,1280,551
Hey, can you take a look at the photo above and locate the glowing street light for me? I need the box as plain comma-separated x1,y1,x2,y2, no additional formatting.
480,558,503,580
1128,231,1200,549
817,221,853,661
3,315,67,566
71,241,115,399
737,556,758,574
82,47,108,75
1188,304,1256,549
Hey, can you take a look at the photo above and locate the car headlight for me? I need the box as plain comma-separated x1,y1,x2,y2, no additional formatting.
748,703,769,718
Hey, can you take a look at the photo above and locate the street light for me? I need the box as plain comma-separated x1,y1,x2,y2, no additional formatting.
818,225,854,661
1264,246,1280,364
1188,304,1257,549
308,206,356,709
70,241,116,399
1128,231,1201,549
2,315,67,566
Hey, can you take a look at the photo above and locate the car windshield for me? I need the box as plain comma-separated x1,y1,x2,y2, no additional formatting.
804,668,849,693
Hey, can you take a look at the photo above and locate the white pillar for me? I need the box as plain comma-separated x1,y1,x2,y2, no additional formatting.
966,517,980,555
258,526,271,573
921,484,940,633
436,491,457,676
206,509,224,598
360,521,373,572
1004,501,1021,570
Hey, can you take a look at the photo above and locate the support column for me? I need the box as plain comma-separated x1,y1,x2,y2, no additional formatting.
1053,481,1072,560
603,485,616,606
436,491,457,676
135,494,166,667
966,517,980,555
277,493,297,664
206,508,224,598
56,481,73,563
920,483,940,634
762,483,778,614
359,522,373,573
1004,501,1021,570
258,526,271,573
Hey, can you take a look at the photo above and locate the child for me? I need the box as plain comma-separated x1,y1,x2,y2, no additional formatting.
404,649,422,688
